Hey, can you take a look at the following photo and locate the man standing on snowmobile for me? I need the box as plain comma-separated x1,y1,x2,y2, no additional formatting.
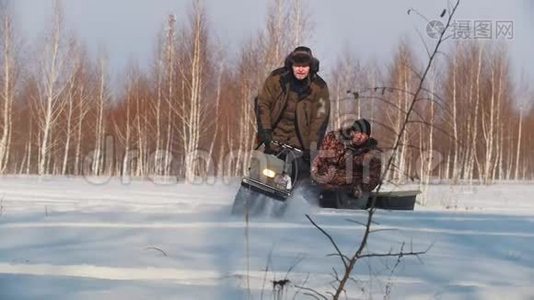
255,46,330,178
311,119,382,198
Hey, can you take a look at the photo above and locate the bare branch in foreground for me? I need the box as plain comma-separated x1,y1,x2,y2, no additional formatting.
306,214,349,269
307,2,460,299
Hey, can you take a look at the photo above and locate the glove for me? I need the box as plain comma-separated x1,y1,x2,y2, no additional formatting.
259,129,273,146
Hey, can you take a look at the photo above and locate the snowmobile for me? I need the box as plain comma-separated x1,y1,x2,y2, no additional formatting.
230,140,419,216
231,141,304,216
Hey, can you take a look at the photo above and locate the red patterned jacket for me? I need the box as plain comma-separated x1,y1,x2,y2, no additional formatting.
311,130,382,193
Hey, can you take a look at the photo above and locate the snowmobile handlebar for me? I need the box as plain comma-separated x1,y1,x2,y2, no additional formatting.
270,140,303,154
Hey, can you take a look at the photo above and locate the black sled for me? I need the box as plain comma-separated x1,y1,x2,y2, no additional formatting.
319,189,419,210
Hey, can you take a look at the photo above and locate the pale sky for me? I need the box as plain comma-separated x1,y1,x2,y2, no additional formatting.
8,0,534,91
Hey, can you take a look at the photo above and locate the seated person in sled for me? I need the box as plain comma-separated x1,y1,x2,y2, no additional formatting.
311,119,382,199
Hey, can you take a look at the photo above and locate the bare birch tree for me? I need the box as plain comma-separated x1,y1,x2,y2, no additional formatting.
0,1,17,173
91,55,110,176
36,0,73,175
180,0,206,182
60,45,79,175
330,50,364,130
289,0,313,46
162,14,176,177
381,41,419,183
72,54,93,176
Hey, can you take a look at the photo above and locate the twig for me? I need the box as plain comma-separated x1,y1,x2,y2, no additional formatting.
344,219,367,227
345,218,380,227
293,285,328,300
273,253,306,300
331,267,341,283
384,243,406,299
284,253,306,280
144,246,168,256
245,190,251,299
369,228,399,234
358,248,428,259
260,247,274,300
306,214,349,269
291,273,311,300
272,279,291,300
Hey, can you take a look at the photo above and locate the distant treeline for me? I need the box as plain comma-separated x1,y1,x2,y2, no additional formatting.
0,0,532,184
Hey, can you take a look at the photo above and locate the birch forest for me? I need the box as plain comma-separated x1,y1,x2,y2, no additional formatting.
1,0,533,184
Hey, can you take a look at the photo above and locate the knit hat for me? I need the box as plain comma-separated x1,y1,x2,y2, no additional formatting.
351,119,371,136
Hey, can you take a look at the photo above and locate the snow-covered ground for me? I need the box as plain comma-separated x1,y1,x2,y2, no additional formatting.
1,175,533,299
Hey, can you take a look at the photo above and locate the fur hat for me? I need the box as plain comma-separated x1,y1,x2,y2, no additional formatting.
284,46,320,73
290,50,313,66
352,119,371,136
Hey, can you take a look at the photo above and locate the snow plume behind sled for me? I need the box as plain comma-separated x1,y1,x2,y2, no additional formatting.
230,185,287,217
230,181,317,218
280,181,318,217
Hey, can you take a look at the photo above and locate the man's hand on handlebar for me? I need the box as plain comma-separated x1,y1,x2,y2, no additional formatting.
259,129,273,146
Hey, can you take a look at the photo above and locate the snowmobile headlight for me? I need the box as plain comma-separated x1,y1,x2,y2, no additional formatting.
262,168,276,178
